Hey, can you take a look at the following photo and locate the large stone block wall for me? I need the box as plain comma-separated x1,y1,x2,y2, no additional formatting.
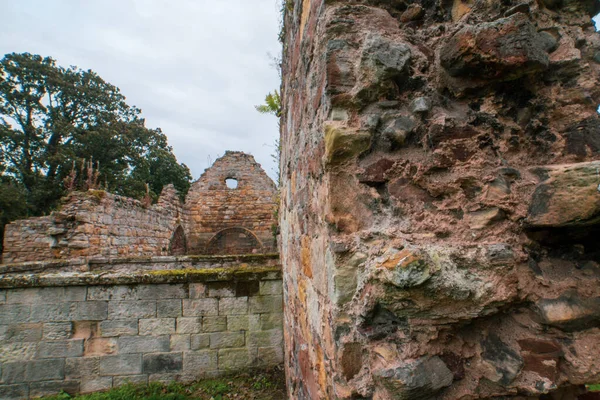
184,151,278,255
0,262,283,399
280,1,600,399
2,186,182,264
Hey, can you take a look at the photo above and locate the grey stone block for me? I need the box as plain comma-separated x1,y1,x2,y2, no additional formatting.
157,300,182,317
113,374,148,387
218,297,248,315
248,314,261,331
170,335,190,351
137,284,187,300
260,313,283,330
182,298,218,316
108,301,156,319
30,303,72,322
183,350,217,371
0,343,38,363
259,280,283,295
100,320,138,337
143,352,183,374
249,295,283,314
210,332,245,349
81,376,113,393
227,315,249,331
247,329,283,348
43,322,73,340
207,282,236,297
0,384,29,400
29,380,80,397
0,290,6,304
176,317,202,334
74,301,108,320
2,359,65,383
139,318,175,336
202,317,227,333
218,348,255,370
7,287,86,304
37,340,84,359
99,354,143,375
0,304,31,323
65,357,100,378
257,346,284,365
118,336,170,354
148,372,178,384
189,283,206,299
88,285,138,301
191,334,210,350
0,323,43,342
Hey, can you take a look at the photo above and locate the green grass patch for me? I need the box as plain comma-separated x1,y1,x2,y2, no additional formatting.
42,369,286,400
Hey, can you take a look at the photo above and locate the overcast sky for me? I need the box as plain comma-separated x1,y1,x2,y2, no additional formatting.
1,3,598,182
0,0,282,181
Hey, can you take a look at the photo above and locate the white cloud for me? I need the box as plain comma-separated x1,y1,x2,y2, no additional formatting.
0,0,282,181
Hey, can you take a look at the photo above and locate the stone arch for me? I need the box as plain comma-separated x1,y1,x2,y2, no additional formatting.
205,227,263,255
169,225,187,256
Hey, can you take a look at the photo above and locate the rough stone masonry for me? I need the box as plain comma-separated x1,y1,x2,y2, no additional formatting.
280,0,600,399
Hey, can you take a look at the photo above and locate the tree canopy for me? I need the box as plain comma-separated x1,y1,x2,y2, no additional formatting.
0,52,192,248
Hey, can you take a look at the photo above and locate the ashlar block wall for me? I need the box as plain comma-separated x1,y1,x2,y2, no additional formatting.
0,262,283,400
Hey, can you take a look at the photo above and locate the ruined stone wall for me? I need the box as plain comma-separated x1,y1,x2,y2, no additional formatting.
280,1,600,399
2,186,183,264
0,260,283,399
185,151,278,255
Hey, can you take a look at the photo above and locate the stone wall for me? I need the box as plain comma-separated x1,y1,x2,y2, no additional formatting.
2,186,182,264
280,1,600,399
2,151,279,263
0,259,283,399
185,151,277,255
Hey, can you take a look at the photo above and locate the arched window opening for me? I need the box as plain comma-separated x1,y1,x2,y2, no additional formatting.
205,227,262,255
225,178,238,189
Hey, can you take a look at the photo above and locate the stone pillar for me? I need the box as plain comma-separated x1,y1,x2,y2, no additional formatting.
280,0,600,398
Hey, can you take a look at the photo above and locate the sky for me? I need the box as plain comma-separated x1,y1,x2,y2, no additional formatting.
0,0,282,181
0,3,598,183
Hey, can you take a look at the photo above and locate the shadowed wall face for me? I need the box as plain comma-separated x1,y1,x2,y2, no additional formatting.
280,0,600,399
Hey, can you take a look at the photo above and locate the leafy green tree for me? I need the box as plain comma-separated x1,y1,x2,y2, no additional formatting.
0,52,191,243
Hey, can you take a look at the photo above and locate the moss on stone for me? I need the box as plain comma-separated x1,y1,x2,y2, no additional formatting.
324,123,371,165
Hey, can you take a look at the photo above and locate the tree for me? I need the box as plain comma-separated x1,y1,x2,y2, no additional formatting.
0,52,192,250
0,52,191,234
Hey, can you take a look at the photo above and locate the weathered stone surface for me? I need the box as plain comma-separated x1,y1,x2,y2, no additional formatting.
440,14,549,81
99,320,138,337
279,0,600,398
374,356,453,399
536,293,600,331
118,336,170,354
99,354,142,376
527,161,600,228
139,318,176,336
142,353,183,374
29,380,80,398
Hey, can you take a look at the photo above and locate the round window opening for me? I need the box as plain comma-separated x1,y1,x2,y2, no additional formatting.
225,178,238,189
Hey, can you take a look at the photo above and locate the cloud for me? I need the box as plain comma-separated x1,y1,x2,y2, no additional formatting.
0,0,282,181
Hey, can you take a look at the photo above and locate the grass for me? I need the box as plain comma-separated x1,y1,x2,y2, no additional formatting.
588,384,600,392
42,369,286,400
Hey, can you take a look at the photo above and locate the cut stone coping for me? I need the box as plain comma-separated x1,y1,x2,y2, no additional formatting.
0,264,282,289
0,253,281,274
